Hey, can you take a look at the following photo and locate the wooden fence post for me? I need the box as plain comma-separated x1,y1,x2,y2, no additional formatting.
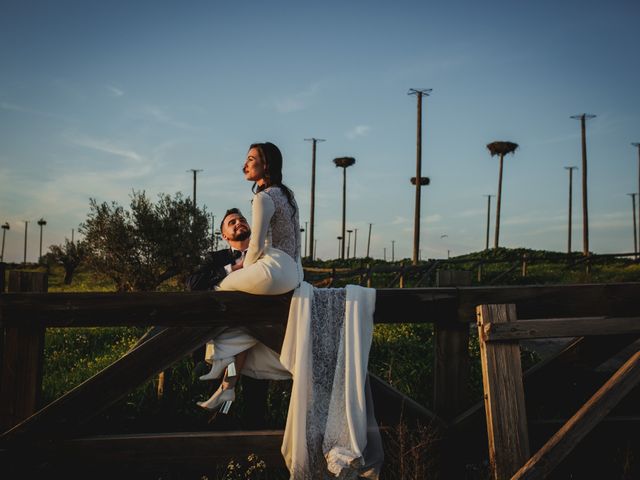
0,270,48,431
399,262,405,288
433,270,471,421
476,303,530,479
521,254,528,277
366,263,372,288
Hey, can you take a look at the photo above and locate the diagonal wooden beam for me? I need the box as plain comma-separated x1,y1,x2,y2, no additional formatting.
512,349,640,480
0,325,223,444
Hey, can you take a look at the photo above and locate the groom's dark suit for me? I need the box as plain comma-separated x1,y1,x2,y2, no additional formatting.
186,248,242,291
187,247,271,430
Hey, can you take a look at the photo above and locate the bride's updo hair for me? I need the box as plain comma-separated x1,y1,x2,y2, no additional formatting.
250,142,296,213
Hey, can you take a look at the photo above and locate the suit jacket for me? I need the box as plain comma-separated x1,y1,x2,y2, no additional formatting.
186,248,237,291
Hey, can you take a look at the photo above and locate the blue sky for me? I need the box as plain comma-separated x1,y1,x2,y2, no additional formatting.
1,0,639,262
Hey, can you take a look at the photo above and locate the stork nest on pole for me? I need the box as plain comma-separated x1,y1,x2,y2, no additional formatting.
333,157,356,168
486,141,519,157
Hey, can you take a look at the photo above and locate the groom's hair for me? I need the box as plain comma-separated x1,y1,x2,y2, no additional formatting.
220,208,244,232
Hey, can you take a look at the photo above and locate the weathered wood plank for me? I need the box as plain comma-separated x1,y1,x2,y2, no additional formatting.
2,283,638,330
433,270,471,421
458,283,640,322
0,325,222,443
0,271,47,431
56,430,287,467
483,316,640,342
477,304,530,479
0,288,460,327
512,349,640,480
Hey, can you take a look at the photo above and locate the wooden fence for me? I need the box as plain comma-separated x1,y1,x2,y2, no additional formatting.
1,267,639,478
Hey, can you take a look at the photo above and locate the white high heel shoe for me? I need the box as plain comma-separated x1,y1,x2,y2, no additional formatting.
196,386,236,413
199,357,235,381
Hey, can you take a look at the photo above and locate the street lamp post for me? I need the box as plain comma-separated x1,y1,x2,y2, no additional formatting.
37,218,47,261
304,221,308,258
366,223,372,258
346,229,353,259
333,157,356,259
337,236,343,259
1,222,9,262
391,240,395,262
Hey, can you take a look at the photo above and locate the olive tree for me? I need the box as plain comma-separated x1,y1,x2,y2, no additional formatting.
48,239,88,285
80,191,212,291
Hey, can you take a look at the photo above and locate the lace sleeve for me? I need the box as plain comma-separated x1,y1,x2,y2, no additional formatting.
244,191,275,267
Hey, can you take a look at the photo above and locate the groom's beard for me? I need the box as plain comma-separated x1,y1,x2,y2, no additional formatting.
234,229,251,241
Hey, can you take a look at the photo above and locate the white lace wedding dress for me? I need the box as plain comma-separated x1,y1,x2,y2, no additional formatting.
208,186,383,478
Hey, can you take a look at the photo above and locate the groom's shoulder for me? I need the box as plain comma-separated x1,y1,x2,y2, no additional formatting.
208,248,232,261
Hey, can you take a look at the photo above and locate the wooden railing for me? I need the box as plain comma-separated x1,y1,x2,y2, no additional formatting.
1,267,639,478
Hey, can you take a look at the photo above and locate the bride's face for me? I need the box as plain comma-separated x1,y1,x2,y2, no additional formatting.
243,147,266,184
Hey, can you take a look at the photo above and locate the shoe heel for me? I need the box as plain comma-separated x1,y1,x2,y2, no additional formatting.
220,400,233,414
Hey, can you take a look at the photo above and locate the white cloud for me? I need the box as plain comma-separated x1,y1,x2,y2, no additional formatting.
271,83,321,113
68,134,144,164
106,85,124,97
346,125,371,139
0,101,68,121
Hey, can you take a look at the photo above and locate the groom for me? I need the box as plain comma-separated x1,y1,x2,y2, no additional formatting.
187,207,250,291
187,208,270,429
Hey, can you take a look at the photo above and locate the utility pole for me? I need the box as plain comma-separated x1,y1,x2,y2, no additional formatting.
314,239,317,261
408,88,432,266
333,157,356,259
366,223,372,258
391,240,395,262
565,166,578,254
187,169,203,210
71,228,74,243
305,138,325,262
570,114,596,257
347,229,353,259
628,193,638,259
1,222,9,262
632,143,640,251
37,218,47,261
337,236,342,259
23,220,29,264
383,247,386,261
483,194,494,250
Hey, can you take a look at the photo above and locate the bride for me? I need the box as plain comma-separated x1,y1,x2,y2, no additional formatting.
198,141,383,479
196,141,303,411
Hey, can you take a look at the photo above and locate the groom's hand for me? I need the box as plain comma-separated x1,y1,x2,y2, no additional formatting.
231,260,244,271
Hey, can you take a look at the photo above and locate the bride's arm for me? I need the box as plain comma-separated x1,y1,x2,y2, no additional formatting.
244,191,275,267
